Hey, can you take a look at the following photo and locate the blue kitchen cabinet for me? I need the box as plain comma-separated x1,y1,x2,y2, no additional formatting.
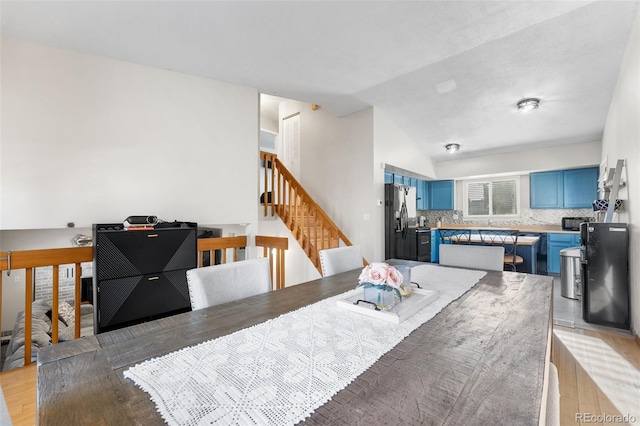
428,180,454,210
530,171,563,208
385,174,454,211
531,167,598,209
563,168,599,208
547,233,580,274
417,180,428,210
431,229,440,263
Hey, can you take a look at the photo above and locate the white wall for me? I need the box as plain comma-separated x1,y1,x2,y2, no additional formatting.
277,101,380,268
435,140,601,179
1,37,260,230
0,37,264,331
600,9,640,336
373,109,437,180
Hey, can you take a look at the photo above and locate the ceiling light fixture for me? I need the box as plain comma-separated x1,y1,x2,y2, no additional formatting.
445,143,460,153
516,98,540,112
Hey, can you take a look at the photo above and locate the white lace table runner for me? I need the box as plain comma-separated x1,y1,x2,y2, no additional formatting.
124,265,486,426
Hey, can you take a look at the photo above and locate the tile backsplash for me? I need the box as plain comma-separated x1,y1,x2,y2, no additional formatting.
418,208,595,227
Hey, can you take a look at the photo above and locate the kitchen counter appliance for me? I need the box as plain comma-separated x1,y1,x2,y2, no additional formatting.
580,222,629,329
562,216,592,231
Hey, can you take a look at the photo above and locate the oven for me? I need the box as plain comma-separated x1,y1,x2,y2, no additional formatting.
416,228,431,262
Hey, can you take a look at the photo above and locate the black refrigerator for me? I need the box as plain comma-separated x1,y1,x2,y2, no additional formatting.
580,222,629,329
384,183,416,260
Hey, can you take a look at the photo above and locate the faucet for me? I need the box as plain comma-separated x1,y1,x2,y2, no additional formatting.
488,219,493,227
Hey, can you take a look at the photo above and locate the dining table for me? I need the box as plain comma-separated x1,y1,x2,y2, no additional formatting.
37,260,553,425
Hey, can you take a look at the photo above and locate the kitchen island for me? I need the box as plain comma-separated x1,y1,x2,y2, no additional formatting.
37,263,553,425
429,224,580,274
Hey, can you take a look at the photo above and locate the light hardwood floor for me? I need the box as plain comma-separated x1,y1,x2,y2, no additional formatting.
1,327,638,425
553,325,640,425
0,363,36,425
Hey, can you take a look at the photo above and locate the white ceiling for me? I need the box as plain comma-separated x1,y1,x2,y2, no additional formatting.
2,1,638,162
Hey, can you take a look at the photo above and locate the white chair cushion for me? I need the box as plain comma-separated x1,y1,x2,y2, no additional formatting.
319,246,363,277
186,257,272,310
439,244,505,272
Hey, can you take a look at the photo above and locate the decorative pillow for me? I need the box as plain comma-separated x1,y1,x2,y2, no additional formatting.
58,302,76,326
45,309,68,327
57,302,76,341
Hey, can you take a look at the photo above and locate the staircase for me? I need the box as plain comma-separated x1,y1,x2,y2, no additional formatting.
260,151,363,274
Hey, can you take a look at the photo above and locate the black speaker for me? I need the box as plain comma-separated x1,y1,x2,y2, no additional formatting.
124,215,158,226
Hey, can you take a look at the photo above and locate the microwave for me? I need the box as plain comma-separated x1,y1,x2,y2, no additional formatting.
562,217,591,231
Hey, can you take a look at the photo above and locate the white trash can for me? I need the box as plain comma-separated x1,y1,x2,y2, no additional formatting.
560,247,582,300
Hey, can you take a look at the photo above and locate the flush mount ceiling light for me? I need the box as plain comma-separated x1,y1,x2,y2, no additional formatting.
516,98,540,112
445,143,460,153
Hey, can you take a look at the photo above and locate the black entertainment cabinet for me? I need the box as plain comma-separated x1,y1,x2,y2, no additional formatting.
93,222,197,333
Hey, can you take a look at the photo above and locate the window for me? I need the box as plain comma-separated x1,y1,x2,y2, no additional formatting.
463,177,519,217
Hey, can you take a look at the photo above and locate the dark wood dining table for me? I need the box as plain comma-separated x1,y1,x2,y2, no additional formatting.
37,261,553,425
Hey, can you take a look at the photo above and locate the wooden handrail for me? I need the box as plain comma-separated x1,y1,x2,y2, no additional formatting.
1,234,288,368
197,236,247,265
260,151,366,273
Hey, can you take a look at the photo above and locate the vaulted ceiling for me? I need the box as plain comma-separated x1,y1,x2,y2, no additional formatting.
2,1,638,162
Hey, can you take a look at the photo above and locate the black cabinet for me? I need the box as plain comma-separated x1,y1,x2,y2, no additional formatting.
93,223,197,333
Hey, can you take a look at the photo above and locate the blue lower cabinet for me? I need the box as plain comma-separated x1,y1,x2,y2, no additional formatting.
431,230,440,263
547,233,580,274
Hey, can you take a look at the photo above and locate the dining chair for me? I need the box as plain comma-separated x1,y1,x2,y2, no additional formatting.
186,257,272,310
438,228,472,244
477,229,524,271
318,245,363,277
439,244,505,271
546,362,560,426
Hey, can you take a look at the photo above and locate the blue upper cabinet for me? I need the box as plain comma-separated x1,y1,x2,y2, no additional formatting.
530,171,563,208
563,168,599,208
428,180,454,210
385,173,454,211
531,167,597,209
384,171,394,184
416,180,428,210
